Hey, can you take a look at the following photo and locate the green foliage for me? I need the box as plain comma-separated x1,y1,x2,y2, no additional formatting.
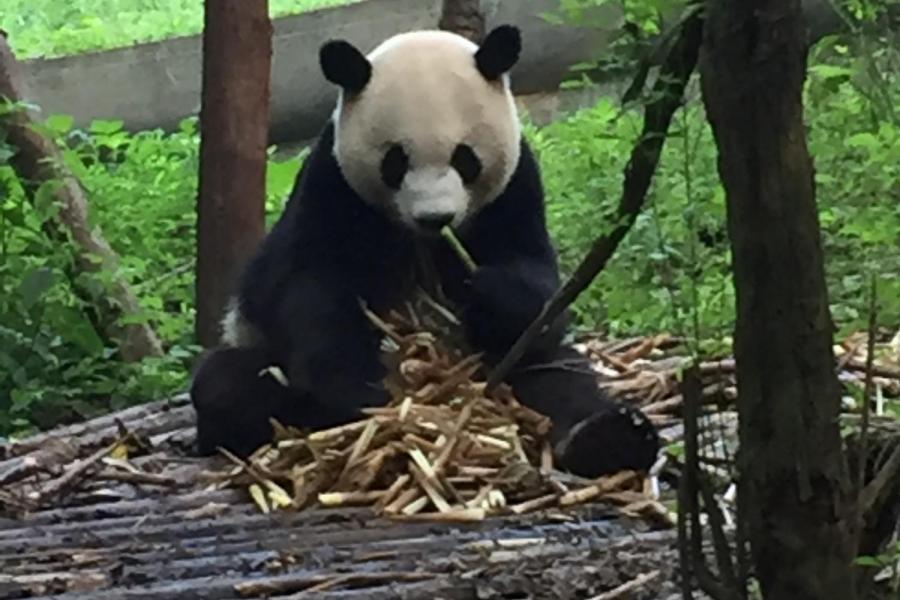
549,0,687,33
527,95,736,342
855,539,899,591
523,8,900,342
0,110,301,435
856,540,900,566
4,0,356,59
3,55,896,435
527,61,899,340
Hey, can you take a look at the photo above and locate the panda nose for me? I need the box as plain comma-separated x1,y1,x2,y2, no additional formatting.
414,212,455,232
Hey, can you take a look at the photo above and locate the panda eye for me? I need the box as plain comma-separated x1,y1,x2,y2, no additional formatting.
380,144,408,190
451,144,482,185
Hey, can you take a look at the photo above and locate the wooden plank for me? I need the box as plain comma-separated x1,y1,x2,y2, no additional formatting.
1,518,675,599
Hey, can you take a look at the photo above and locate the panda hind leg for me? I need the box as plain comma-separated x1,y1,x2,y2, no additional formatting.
507,347,660,478
191,340,392,459
189,347,299,458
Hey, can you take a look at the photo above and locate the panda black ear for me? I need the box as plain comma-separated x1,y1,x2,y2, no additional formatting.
319,40,372,94
475,25,521,81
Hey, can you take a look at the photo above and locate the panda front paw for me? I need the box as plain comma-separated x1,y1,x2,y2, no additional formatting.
554,404,660,478
190,348,297,458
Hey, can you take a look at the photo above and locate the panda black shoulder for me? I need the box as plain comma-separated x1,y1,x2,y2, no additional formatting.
459,137,556,261
234,121,416,335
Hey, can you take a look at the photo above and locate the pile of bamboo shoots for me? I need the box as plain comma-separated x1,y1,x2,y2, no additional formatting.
212,290,662,522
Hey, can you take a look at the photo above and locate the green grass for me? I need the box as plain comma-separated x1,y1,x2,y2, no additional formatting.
4,0,357,59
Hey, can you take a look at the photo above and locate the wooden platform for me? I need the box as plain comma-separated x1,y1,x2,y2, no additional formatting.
0,395,681,600
4,333,897,598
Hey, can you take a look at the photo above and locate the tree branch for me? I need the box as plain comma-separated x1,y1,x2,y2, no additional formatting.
486,10,703,391
0,33,163,361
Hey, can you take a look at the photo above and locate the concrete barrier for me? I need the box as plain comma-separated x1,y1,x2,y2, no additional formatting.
19,0,859,144
21,0,622,144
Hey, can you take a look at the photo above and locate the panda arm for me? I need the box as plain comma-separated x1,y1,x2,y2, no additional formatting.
457,143,568,362
238,244,391,419
464,243,567,364
274,273,390,414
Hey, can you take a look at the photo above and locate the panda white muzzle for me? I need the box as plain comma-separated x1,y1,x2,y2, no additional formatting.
395,168,469,234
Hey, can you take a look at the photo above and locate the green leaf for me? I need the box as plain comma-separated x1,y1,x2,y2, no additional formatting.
89,119,124,135
19,267,55,309
666,441,685,459
52,306,105,355
32,180,62,223
178,117,199,135
854,555,882,567
62,148,91,182
809,64,855,80
845,132,878,150
45,114,74,135
0,144,16,163
266,159,301,200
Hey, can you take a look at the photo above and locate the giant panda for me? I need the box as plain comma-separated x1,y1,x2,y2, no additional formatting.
190,25,659,477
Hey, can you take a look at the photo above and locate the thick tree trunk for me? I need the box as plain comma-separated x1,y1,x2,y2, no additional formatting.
0,35,163,362
439,0,485,43
700,2,858,599
195,0,272,347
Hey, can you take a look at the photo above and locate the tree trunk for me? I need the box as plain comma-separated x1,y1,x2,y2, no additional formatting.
0,34,163,362
439,0,485,43
700,2,857,599
195,0,272,347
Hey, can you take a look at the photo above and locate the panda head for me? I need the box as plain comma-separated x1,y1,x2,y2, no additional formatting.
320,26,522,235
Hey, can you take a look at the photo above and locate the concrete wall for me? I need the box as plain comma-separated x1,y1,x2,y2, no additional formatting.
17,0,875,145
21,0,622,144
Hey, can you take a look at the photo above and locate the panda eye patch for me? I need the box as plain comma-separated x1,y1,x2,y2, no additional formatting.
451,144,482,184
380,144,408,189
